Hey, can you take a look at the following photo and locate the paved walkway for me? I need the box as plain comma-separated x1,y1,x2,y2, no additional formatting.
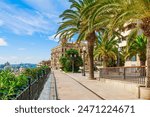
54,70,138,100
54,70,101,100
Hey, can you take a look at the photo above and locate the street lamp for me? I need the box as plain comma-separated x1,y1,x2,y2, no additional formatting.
117,47,121,66
70,54,77,73
82,46,86,76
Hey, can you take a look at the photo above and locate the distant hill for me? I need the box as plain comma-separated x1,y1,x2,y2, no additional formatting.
0,63,37,69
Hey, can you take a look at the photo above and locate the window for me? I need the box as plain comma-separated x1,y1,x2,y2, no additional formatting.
131,56,137,61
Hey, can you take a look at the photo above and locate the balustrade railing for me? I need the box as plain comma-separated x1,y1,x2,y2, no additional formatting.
99,66,146,84
15,68,50,100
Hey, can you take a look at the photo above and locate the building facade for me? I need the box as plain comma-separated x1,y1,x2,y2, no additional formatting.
51,41,86,70
119,29,142,67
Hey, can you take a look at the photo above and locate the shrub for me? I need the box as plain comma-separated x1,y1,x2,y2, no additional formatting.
59,49,83,72
0,66,50,100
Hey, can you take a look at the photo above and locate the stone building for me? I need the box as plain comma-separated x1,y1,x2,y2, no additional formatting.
51,39,87,70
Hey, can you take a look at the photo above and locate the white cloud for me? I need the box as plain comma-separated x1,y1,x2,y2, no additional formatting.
48,33,76,43
0,56,41,64
23,0,56,13
0,57,5,60
48,34,59,42
0,1,58,35
0,38,7,46
10,56,18,59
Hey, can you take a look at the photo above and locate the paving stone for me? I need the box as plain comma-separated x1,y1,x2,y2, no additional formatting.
54,70,138,100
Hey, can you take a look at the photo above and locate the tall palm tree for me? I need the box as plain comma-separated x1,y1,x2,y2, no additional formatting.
86,0,150,87
108,0,150,87
56,0,97,80
94,32,118,67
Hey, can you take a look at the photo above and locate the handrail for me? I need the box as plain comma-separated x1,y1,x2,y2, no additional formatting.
99,66,146,69
53,72,58,100
50,71,58,100
15,68,50,100
98,66,146,84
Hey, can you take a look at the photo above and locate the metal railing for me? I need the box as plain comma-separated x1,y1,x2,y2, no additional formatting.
15,69,50,100
99,66,146,84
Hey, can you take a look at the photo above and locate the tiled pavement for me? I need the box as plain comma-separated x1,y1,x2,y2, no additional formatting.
54,70,101,100
54,70,138,100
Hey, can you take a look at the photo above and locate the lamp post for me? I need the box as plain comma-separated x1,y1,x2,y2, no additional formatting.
83,46,86,76
70,54,76,73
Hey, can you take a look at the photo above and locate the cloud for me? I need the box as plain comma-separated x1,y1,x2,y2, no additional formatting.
48,34,59,42
0,56,40,64
0,38,7,46
0,1,59,35
48,33,76,43
0,57,5,60
22,0,56,13
10,56,18,59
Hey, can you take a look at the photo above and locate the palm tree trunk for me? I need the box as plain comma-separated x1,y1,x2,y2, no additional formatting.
146,37,150,87
139,60,146,77
103,56,109,67
87,31,96,80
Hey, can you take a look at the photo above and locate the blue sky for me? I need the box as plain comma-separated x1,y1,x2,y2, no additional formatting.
0,0,70,64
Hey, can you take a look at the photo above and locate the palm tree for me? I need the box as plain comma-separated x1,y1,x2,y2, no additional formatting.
86,0,150,86
94,32,118,67
108,0,150,87
56,0,97,80
127,34,147,66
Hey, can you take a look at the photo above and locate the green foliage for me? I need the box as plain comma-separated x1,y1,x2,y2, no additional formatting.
0,66,50,100
59,56,67,68
126,34,147,65
16,74,28,89
64,60,72,72
66,49,78,56
59,49,83,72
94,32,118,67
0,70,19,99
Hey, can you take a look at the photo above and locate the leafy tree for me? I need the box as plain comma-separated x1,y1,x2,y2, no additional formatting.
59,56,68,69
59,49,83,72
